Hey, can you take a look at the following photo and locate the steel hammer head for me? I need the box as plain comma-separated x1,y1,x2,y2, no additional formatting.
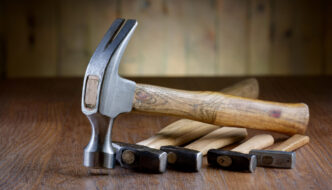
207,149,257,173
249,149,296,169
113,142,167,173
160,146,203,172
81,18,138,169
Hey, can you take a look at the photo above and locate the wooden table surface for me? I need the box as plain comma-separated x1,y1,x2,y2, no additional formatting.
0,77,331,190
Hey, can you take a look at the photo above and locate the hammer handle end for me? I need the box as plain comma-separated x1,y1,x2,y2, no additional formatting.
272,134,310,152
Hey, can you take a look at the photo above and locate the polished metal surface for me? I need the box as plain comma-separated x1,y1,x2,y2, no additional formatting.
113,142,167,173
250,149,296,169
207,149,257,173
82,18,138,169
160,145,203,172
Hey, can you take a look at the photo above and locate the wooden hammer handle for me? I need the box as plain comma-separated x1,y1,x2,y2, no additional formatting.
232,134,274,154
133,84,309,135
185,127,248,155
138,119,220,149
137,78,259,148
271,134,310,151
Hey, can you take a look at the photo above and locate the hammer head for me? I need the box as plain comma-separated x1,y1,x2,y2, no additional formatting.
207,149,257,173
160,146,203,172
81,19,138,169
114,142,167,173
249,149,296,169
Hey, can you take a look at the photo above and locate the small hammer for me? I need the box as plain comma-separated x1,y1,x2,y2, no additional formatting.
207,134,274,172
249,134,310,169
82,18,309,169
116,78,259,173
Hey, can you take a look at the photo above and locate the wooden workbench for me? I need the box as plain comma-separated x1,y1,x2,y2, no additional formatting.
0,77,331,189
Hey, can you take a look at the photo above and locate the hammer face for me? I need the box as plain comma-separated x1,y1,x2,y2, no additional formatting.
207,149,257,173
83,114,116,169
160,146,202,172
114,142,167,173
249,150,296,169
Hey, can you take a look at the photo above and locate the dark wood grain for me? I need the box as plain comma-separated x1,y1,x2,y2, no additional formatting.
1,0,331,77
0,77,331,189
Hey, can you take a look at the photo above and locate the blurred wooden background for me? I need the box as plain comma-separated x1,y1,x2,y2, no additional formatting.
0,0,331,77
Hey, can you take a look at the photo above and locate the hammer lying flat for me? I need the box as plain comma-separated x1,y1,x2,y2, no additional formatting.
249,134,310,169
161,127,248,172
138,78,259,149
116,78,259,172
207,134,274,172
81,18,309,169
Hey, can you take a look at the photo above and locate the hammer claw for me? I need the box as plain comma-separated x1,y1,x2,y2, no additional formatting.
93,18,124,56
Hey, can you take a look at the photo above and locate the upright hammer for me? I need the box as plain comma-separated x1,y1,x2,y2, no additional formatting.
81,18,309,169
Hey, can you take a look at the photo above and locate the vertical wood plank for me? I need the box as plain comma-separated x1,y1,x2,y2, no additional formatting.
249,0,271,75
291,0,323,74
85,0,118,77
57,0,91,76
6,0,58,77
269,0,293,74
58,0,118,76
325,0,332,74
162,0,186,76
119,0,216,76
86,0,118,54
216,0,249,75
1,0,329,77
119,0,169,76
181,0,217,75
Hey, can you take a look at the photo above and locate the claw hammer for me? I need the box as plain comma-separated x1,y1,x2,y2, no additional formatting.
81,18,309,169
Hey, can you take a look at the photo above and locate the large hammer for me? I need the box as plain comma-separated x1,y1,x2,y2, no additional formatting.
81,18,309,169
117,78,258,172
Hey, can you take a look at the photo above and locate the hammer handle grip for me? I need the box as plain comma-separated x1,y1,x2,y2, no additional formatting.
137,119,220,149
271,134,310,151
232,134,274,154
186,127,248,155
133,84,309,135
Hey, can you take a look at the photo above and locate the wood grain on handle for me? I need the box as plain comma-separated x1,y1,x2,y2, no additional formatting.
185,127,247,155
137,119,220,149
232,134,274,154
133,83,309,135
137,78,259,148
271,134,310,151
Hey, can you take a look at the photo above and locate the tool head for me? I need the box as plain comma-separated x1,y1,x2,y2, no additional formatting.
82,18,137,118
81,18,138,169
249,149,296,169
207,149,257,173
114,142,167,173
160,145,203,172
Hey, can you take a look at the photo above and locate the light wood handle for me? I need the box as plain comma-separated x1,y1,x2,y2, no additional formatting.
133,83,309,135
271,134,310,151
138,119,220,149
219,78,259,99
137,78,259,148
232,134,274,154
185,127,248,155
